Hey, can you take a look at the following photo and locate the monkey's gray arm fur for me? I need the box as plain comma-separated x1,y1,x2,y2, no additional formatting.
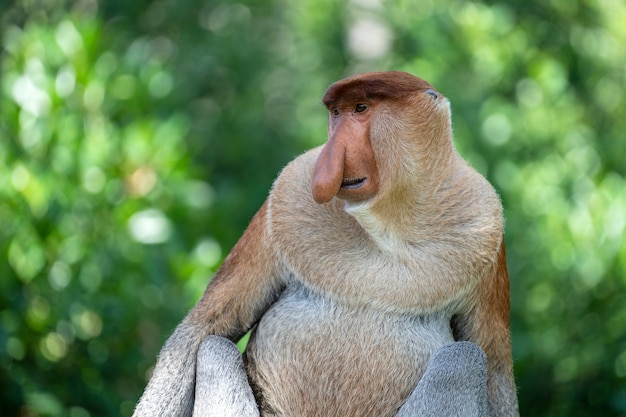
395,341,490,417
191,337,489,417
192,336,259,417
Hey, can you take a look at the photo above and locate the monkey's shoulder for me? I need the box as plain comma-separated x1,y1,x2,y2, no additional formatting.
270,146,321,203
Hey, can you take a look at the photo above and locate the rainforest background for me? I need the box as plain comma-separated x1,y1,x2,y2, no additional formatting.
1,0,626,415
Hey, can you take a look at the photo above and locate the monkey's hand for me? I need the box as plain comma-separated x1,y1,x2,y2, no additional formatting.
396,342,490,417
192,336,260,417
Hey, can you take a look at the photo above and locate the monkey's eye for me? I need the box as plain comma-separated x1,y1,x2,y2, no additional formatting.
354,103,368,113
425,89,439,99
332,107,340,116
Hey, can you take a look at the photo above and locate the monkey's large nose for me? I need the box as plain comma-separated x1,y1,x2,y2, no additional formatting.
311,138,346,204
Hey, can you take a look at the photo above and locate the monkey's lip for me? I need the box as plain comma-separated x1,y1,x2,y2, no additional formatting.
341,177,367,189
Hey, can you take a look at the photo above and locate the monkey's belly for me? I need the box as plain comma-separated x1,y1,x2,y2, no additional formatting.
244,286,454,417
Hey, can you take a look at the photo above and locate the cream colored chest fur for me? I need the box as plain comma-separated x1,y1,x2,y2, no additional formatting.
245,284,454,417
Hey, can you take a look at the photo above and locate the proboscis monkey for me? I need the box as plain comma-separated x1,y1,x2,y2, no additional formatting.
133,71,519,417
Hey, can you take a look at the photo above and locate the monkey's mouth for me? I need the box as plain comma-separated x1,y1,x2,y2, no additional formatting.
341,177,367,189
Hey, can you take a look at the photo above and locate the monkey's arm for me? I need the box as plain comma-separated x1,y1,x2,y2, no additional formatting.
453,240,519,417
133,200,284,417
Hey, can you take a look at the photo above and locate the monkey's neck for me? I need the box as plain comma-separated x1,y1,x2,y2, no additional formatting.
346,196,427,255
345,163,479,255
345,202,404,254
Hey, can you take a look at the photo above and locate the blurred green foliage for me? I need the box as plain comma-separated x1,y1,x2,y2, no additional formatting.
1,0,625,416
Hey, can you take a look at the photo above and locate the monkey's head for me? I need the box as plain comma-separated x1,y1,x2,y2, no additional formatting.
311,71,453,206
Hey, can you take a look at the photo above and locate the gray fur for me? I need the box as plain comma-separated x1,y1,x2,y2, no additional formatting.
193,336,260,417
396,341,489,417
133,325,198,417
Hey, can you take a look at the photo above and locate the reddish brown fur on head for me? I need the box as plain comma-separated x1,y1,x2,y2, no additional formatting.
322,71,435,106
311,71,445,205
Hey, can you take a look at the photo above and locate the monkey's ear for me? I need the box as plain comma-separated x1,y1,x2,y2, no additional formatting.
424,89,439,99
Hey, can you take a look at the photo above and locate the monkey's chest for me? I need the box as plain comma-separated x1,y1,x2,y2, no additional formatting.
244,285,454,417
